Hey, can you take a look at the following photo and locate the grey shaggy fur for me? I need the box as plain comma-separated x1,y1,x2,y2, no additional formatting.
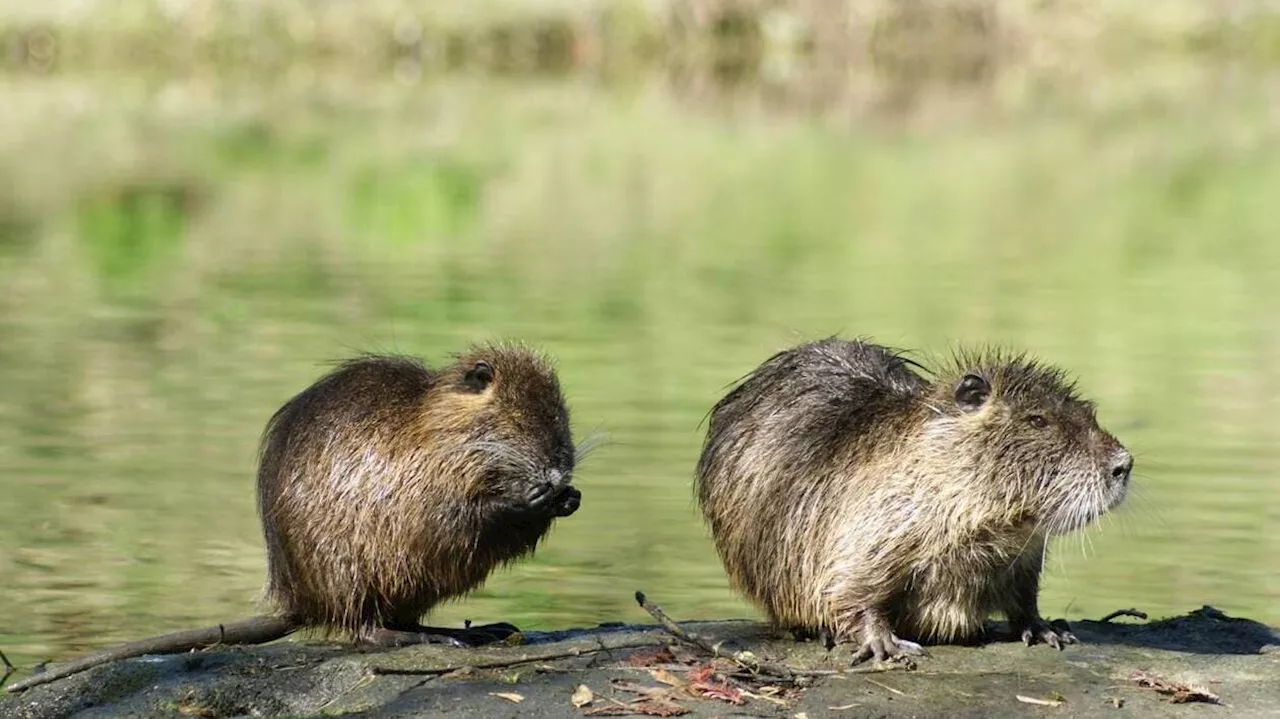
695,337,1132,662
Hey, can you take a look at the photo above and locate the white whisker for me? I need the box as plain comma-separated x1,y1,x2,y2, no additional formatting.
574,431,608,464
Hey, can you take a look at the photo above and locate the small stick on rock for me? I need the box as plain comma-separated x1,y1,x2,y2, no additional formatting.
864,677,907,696
369,637,661,677
634,590,836,681
1098,608,1148,623
1016,694,1064,707
1,649,14,684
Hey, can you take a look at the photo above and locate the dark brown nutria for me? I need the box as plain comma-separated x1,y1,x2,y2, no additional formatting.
7,342,585,694
694,337,1132,665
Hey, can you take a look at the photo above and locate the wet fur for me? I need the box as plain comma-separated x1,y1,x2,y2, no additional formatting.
695,337,1131,646
258,342,580,638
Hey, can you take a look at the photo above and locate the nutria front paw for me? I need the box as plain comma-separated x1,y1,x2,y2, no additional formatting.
850,629,926,666
524,479,563,511
552,485,581,517
1015,617,1077,650
523,477,580,516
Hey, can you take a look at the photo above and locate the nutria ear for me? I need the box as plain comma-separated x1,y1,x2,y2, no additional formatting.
955,373,990,411
462,361,495,393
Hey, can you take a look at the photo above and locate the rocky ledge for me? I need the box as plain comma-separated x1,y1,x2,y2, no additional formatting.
3,603,1278,718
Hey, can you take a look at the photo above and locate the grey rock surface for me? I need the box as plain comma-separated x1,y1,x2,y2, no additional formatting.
3,607,1278,718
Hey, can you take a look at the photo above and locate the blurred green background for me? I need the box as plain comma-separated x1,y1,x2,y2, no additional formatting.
1,0,1278,676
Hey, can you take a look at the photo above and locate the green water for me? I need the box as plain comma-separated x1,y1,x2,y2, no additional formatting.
0,58,1278,677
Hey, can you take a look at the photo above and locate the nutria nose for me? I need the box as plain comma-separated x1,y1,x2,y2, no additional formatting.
1110,451,1133,484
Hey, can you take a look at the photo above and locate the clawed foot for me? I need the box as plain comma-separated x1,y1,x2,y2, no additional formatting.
850,628,927,666
1014,617,1077,650
363,628,470,648
526,481,581,517
364,621,522,648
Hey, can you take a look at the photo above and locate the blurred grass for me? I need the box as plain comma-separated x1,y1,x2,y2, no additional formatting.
3,0,1278,78
0,0,1279,675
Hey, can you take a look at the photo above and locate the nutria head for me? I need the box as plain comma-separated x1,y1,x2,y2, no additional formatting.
924,350,1133,535
429,343,578,503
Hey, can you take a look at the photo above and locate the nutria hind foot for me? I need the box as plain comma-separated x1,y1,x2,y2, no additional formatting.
363,622,522,648
1013,617,1077,650
849,617,926,666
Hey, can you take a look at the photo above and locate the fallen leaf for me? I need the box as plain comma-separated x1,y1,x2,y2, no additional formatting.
625,647,677,667
758,685,791,697
687,664,745,705
648,668,686,689
611,679,679,700
1016,694,1064,707
592,682,693,716
628,701,690,717
584,699,690,717
1130,671,1221,705
742,689,789,707
489,692,524,703
687,666,714,682
582,697,633,716
794,713,810,719
571,684,595,708
1172,687,1221,704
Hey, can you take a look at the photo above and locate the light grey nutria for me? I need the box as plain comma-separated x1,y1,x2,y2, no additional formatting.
7,342,585,693
694,337,1132,664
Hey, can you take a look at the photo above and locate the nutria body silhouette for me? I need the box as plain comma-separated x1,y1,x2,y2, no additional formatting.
258,344,581,642
7,342,583,693
694,337,1132,664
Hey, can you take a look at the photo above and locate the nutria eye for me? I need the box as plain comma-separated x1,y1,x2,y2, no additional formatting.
955,374,990,411
1027,414,1049,429
462,361,494,392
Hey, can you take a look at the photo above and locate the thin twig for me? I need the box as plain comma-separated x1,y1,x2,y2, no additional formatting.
368,638,661,677
6,615,295,694
1,648,14,684
633,590,835,681
1098,608,1148,623
1016,694,1064,707
863,677,907,696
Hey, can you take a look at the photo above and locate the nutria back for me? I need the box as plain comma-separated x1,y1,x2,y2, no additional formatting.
695,337,1132,658
257,343,580,638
